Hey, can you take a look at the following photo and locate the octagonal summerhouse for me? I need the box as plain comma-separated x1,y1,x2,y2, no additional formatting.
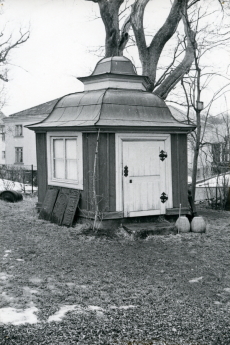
28,56,195,224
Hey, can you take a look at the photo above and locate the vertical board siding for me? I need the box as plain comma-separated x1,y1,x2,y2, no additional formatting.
81,133,116,212
171,134,188,208
36,133,47,205
109,134,116,210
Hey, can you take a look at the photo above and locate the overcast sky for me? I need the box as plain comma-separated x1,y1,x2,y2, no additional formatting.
1,0,229,116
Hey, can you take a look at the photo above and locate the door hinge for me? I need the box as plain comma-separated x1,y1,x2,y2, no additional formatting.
159,150,167,161
124,165,128,177
160,192,168,203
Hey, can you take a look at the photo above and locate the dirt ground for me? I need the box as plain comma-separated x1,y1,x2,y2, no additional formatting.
0,197,230,345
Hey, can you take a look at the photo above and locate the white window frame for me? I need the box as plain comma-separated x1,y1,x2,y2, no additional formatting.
47,131,83,190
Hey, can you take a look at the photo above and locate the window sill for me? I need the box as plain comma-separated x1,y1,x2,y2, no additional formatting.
14,162,24,165
48,179,83,190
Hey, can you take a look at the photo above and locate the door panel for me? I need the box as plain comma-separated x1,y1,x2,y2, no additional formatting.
123,140,165,217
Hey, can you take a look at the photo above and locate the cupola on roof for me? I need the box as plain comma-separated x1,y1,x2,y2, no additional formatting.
78,55,149,92
92,56,137,76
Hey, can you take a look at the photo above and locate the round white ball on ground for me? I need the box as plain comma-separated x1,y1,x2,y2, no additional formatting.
175,216,190,233
191,216,206,233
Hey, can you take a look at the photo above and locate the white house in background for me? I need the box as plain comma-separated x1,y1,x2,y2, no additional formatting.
3,99,59,167
0,111,6,165
168,105,230,181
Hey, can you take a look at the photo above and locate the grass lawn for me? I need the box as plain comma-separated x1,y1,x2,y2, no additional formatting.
0,197,230,345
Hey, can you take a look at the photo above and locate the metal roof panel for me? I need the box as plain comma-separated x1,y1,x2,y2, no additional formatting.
92,56,137,76
28,88,195,131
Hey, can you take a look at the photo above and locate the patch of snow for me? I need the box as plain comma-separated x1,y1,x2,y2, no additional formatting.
77,285,88,289
196,173,230,188
95,311,104,317
109,305,118,309
0,179,37,193
29,277,42,284
47,304,137,323
223,288,230,293
66,282,75,288
87,306,105,317
16,259,24,262
88,306,104,311
1,292,15,302
109,305,137,310
0,306,38,325
3,250,11,259
23,287,38,297
0,272,10,281
214,301,221,305
48,305,78,322
189,277,203,283
0,179,23,193
118,305,136,310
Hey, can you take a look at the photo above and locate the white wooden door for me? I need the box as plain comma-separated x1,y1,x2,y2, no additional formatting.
123,140,166,217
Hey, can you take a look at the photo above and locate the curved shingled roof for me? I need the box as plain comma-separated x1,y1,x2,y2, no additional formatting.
28,56,196,133
28,89,195,131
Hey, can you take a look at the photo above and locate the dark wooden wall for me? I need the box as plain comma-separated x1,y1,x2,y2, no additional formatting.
36,133,48,208
80,133,116,213
171,134,188,208
35,131,187,215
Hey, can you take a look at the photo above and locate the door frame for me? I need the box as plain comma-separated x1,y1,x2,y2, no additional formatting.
115,133,173,213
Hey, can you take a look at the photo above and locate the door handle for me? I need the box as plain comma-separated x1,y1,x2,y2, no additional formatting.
124,166,128,177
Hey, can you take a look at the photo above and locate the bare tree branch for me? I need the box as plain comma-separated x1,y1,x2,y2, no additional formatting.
0,29,29,82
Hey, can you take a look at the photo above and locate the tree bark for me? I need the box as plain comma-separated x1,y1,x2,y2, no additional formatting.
118,15,131,56
131,0,189,90
86,0,124,57
153,4,195,99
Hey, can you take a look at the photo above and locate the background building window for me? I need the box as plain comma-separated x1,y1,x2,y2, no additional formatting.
15,124,23,137
2,151,5,159
2,133,5,142
15,147,23,163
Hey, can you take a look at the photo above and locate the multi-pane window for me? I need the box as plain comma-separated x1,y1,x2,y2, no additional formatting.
0,125,4,141
15,124,23,137
47,132,83,189
15,147,23,163
52,138,78,181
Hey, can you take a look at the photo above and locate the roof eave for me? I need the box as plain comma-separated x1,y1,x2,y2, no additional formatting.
28,124,196,134
78,73,151,88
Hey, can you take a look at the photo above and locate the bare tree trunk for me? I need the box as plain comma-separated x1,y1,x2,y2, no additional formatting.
191,55,202,201
191,109,201,201
86,0,124,57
